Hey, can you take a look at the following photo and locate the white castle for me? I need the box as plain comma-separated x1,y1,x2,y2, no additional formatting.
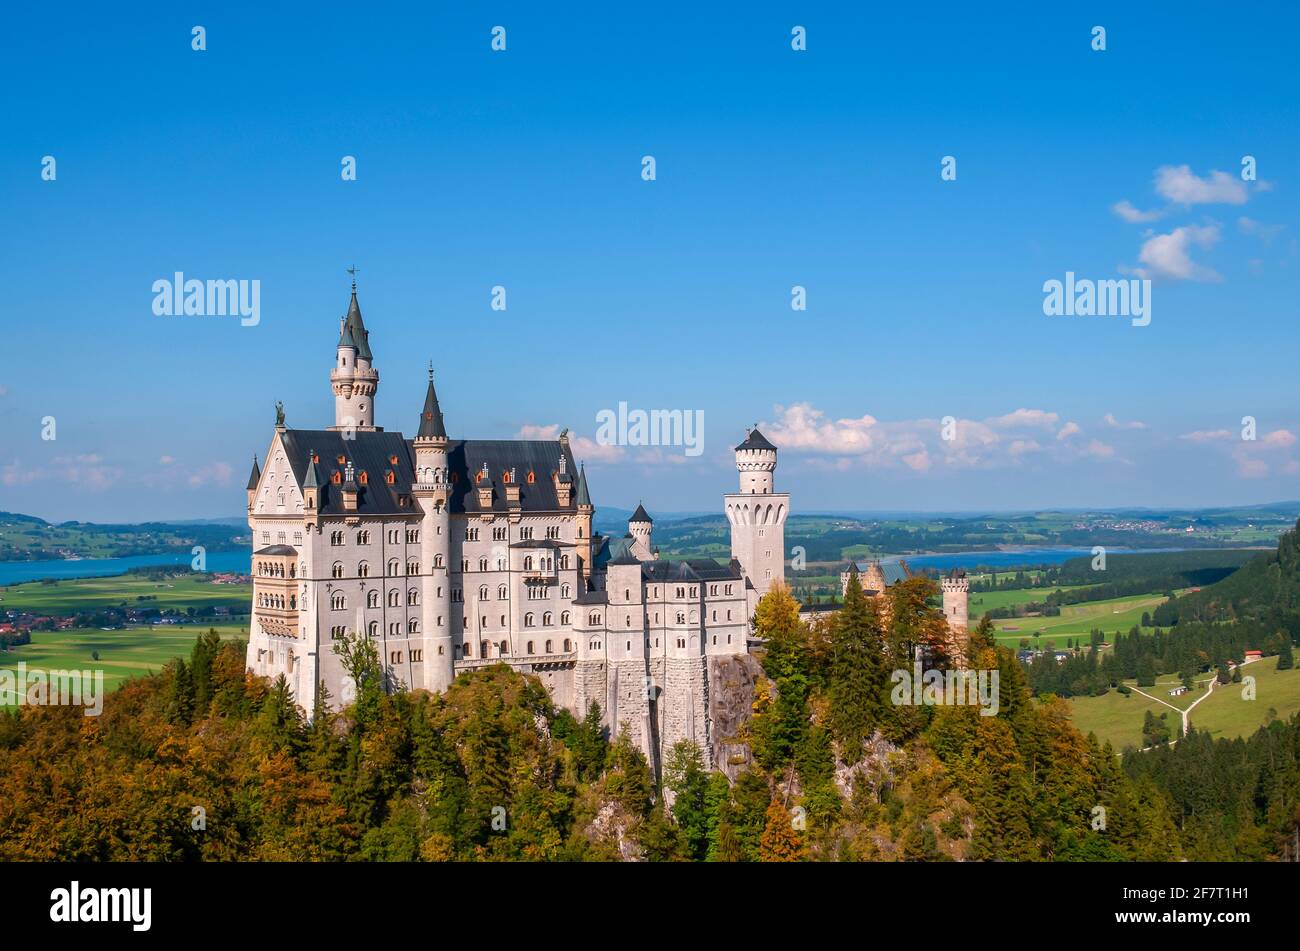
244,285,788,770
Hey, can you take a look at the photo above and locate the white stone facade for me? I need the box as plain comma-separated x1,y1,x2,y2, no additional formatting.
244,288,788,771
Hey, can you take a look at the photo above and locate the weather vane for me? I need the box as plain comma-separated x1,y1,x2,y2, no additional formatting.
346,264,360,290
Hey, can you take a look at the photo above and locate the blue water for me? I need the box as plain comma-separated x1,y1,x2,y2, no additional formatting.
0,550,251,586
875,547,1187,572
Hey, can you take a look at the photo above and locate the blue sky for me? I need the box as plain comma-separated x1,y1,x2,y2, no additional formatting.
2,1,1299,522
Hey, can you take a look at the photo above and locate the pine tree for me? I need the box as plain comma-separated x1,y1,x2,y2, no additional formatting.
1278,640,1295,670
758,798,805,861
826,574,886,764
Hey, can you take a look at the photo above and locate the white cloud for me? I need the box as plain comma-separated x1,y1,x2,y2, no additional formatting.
1238,216,1284,244
1154,165,1248,206
1112,200,1164,223
1260,429,1296,449
1180,429,1233,442
759,403,1120,472
1131,224,1221,282
1084,440,1115,459
517,423,626,462
1104,413,1146,430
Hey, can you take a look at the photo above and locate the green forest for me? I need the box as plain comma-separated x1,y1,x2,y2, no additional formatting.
3,570,1296,861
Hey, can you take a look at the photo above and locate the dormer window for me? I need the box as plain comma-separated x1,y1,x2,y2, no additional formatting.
337,454,346,465
331,471,342,484
527,470,536,484
389,454,399,465
385,470,396,485
358,470,369,485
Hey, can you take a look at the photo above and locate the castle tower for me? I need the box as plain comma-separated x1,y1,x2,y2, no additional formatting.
411,365,454,691
575,463,594,580
245,455,261,513
941,569,970,665
628,503,654,561
328,281,379,432
723,428,789,613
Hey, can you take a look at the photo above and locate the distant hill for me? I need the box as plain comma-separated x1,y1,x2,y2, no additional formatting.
0,512,249,562
1154,518,1300,628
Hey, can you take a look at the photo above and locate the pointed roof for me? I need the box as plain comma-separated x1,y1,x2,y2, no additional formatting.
337,286,373,360
735,427,777,452
246,455,261,490
417,366,447,439
575,463,592,507
302,450,321,489
630,502,652,524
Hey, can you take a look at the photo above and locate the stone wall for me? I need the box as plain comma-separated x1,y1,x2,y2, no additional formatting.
708,653,763,781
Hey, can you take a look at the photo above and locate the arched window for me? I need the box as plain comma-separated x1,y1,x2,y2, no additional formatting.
543,611,553,626
563,639,572,652
498,584,508,599
499,640,508,655
524,556,534,571
368,621,378,637
524,613,535,627
408,588,419,605
526,641,534,654
545,639,553,653
388,589,399,607
408,618,419,634
358,562,369,578
560,611,570,625
388,559,399,576
478,557,489,571
479,585,489,600
367,590,379,608
332,562,344,579
433,554,444,568
588,613,600,626
561,584,571,599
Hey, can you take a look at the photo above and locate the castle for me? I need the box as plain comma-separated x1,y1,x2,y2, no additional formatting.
838,560,969,653
244,285,787,772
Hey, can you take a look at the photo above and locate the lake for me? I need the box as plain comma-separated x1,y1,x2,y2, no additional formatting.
0,550,251,586
875,547,1190,572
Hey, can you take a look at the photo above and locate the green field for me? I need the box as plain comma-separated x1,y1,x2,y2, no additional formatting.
991,593,1168,645
0,573,251,615
1066,661,1300,751
0,623,249,698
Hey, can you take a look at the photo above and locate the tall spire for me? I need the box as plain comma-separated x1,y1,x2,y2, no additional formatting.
338,278,372,361
303,449,320,489
575,463,592,507
246,455,261,490
417,363,447,439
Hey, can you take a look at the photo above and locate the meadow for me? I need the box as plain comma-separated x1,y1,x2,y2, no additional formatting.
0,623,249,697
0,572,251,615
1064,661,1300,752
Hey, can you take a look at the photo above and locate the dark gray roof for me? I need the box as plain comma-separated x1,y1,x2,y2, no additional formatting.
735,427,777,452
575,463,591,507
254,545,298,556
338,289,373,360
417,370,447,439
279,430,579,517
281,430,414,515
642,559,742,582
246,456,261,490
629,503,652,524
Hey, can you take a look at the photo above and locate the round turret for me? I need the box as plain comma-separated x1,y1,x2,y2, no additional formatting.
735,428,777,494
